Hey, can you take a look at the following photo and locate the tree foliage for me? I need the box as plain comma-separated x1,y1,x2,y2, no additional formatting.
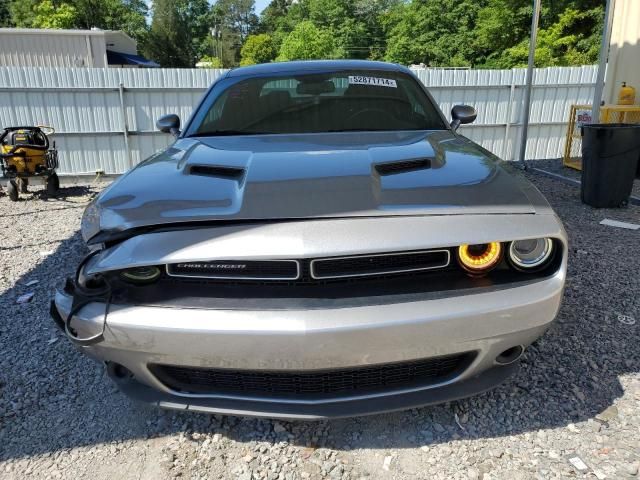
30,1,78,29
262,0,604,68
198,55,224,68
70,0,148,40
382,0,484,66
494,6,604,68
240,33,277,65
142,0,210,67
7,0,147,40
473,0,604,68
2,0,606,69
209,0,259,67
0,0,14,27
277,20,336,61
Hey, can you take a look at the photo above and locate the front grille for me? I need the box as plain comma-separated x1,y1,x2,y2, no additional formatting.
149,353,475,398
165,249,450,283
167,260,299,280
311,250,450,279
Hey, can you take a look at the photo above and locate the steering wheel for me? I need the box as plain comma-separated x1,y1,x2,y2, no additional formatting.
346,108,390,124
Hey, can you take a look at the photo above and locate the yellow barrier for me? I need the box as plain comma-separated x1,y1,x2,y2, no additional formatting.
563,104,640,170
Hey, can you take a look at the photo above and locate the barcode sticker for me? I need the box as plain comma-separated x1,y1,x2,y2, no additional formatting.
348,76,397,88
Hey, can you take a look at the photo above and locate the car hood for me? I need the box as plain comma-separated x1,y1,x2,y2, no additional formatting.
91,130,535,238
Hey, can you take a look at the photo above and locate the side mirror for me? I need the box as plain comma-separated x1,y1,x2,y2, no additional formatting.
156,114,181,136
450,105,477,131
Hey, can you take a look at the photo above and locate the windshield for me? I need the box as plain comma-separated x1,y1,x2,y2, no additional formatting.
189,70,447,136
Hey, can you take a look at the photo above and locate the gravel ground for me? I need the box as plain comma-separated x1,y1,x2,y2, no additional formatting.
1,163,639,480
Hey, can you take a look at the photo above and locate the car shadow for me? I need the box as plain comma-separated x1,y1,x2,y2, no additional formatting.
31,184,97,202
0,172,638,462
0,184,97,215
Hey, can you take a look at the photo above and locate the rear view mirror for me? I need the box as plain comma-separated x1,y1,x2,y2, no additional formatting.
450,105,477,131
156,114,181,136
296,80,336,95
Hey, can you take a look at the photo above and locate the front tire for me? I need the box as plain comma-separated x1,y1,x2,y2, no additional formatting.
7,179,19,201
18,177,28,193
46,172,59,195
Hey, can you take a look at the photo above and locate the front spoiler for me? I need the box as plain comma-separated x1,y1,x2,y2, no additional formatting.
112,363,518,420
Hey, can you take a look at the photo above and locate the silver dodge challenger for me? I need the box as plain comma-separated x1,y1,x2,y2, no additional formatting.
52,60,567,419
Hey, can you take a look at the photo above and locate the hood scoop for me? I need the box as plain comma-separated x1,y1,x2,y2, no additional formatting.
374,158,432,176
188,164,245,180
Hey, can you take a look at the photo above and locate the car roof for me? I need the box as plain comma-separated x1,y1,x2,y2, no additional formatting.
226,60,411,78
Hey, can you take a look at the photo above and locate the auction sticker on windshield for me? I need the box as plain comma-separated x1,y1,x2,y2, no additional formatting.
348,76,397,88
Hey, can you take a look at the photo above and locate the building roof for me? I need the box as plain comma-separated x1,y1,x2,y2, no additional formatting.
0,28,133,41
226,60,411,78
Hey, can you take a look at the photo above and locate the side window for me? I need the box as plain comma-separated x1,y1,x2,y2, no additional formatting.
200,90,228,130
402,80,426,116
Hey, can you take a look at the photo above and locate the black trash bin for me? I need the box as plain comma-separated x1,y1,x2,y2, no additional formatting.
581,123,640,208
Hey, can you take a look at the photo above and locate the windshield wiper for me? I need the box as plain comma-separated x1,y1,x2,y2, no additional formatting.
188,130,274,137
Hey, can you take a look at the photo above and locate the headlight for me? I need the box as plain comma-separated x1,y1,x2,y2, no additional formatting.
508,238,554,270
81,200,101,242
120,266,161,284
457,242,502,274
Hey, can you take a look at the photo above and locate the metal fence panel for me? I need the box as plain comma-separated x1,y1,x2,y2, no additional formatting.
0,65,597,175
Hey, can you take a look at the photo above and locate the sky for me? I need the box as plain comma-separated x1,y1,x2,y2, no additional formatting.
255,0,270,14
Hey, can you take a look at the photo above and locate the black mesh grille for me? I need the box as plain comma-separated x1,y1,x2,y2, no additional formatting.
149,353,474,398
165,250,450,283
311,250,449,279
167,260,299,279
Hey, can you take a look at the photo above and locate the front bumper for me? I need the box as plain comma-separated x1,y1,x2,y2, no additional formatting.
53,264,564,419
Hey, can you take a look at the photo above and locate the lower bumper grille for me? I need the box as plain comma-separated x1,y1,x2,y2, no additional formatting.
149,353,475,399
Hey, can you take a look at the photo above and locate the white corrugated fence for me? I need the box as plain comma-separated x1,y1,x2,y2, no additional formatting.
0,65,597,175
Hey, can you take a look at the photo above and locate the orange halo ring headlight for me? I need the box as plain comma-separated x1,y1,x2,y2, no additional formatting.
457,242,502,274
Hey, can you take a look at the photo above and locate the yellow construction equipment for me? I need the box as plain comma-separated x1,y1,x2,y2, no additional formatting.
1,126,59,201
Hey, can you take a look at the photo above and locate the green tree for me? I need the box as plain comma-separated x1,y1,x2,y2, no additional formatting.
0,0,13,27
302,0,367,59
474,0,604,68
212,0,257,41
240,33,277,65
352,0,400,59
277,20,336,61
9,0,148,40
260,0,397,60
260,0,292,34
30,1,78,29
3,0,606,69
472,0,532,67
209,0,258,67
142,0,210,67
494,6,603,68
69,0,148,40
8,0,37,27
383,0,486,66
197,55,224,67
